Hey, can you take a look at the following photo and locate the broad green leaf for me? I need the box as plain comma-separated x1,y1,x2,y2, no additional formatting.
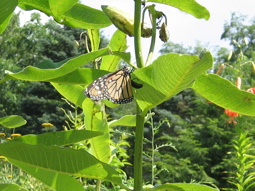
111,51,131,66
8,159,84,191
57,3,111,29
0,142,127,188
51,83,85,108
49,0,77,17
49,68,108,84
0,115,26,128
0,184,27,191
0,48,110,83
83,99,111,164
147,183,217,191
11,129,103,146
18,0,111,29
109,115,136,128
50,69,109,108
133,51,213,114
83,98,94,129
192,74,255,116
148,0,210,20
88,29,100,52
0,13,13,34
0,0,17,24
18,0,51,13
0,0,17,34
101,30,128,72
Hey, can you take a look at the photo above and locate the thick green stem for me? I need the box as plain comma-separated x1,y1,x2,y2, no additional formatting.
134,0,144,68
150,115,155,185
133,0,145,190
134,105,145,191
95,180,101,191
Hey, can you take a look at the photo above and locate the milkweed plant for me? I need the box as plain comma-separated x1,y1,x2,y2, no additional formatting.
1,0,255,191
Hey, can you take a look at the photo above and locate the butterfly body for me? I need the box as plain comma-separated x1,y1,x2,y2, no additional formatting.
85,66,139,104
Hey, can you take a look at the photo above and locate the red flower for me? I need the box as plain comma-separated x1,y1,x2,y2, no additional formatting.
223,77,241,124
224,87,255,124
224,109,238,125
247,87,255,94
224,109,239,117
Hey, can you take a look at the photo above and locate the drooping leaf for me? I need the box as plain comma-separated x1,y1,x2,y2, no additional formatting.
0,0,17,33
147,183,217,191
8,159,84,191
48,0,78,17
0,115,26,128
133,51,213,114
88,29,100,52
0,48,110,83
49,68,108,84
100,30,128,72
18,0,111,29
109,115,136,128
83,99,111,164
11,129,103,146
192,74,255,116
51,83,85,108
0,142,127,188
147,0,210,20
50,69,109,108
0,184,27,191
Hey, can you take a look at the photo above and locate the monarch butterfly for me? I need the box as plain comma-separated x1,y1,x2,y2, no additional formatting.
84,66,142,104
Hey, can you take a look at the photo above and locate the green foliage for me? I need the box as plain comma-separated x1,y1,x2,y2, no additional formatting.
221,12,255,61
18,0,111,29
0,0,17,33
134,51,213,114
0,13,91,134
160,41,208,55
0,115,26,129
147,0,210,20
140,89,231,186
192,74,255,116
223,126,255,191
2,0,255,191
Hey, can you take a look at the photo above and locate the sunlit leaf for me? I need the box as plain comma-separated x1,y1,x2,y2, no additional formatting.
88,29,100,52
18,0,111,28
109,115,136,128
0,0,17,34
83,99,111,164
51,83,85,108
147,183,217,191
0,184,27,191
192,74,255,116
8,159,84,191
0,115,26,128
0,48,110,83
147,0,210,20
11,129,103,146
101,30,128,72
0,142,126,188
133,51,213,114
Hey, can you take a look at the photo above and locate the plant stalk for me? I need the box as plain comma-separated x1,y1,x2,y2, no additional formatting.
150,115,155,185
133,0,145,190
145,5,157,66
134,105,145,191
134,0,144,68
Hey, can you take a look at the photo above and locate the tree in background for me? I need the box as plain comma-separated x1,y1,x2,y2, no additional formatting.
221,12,255,62
0,12,91,134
